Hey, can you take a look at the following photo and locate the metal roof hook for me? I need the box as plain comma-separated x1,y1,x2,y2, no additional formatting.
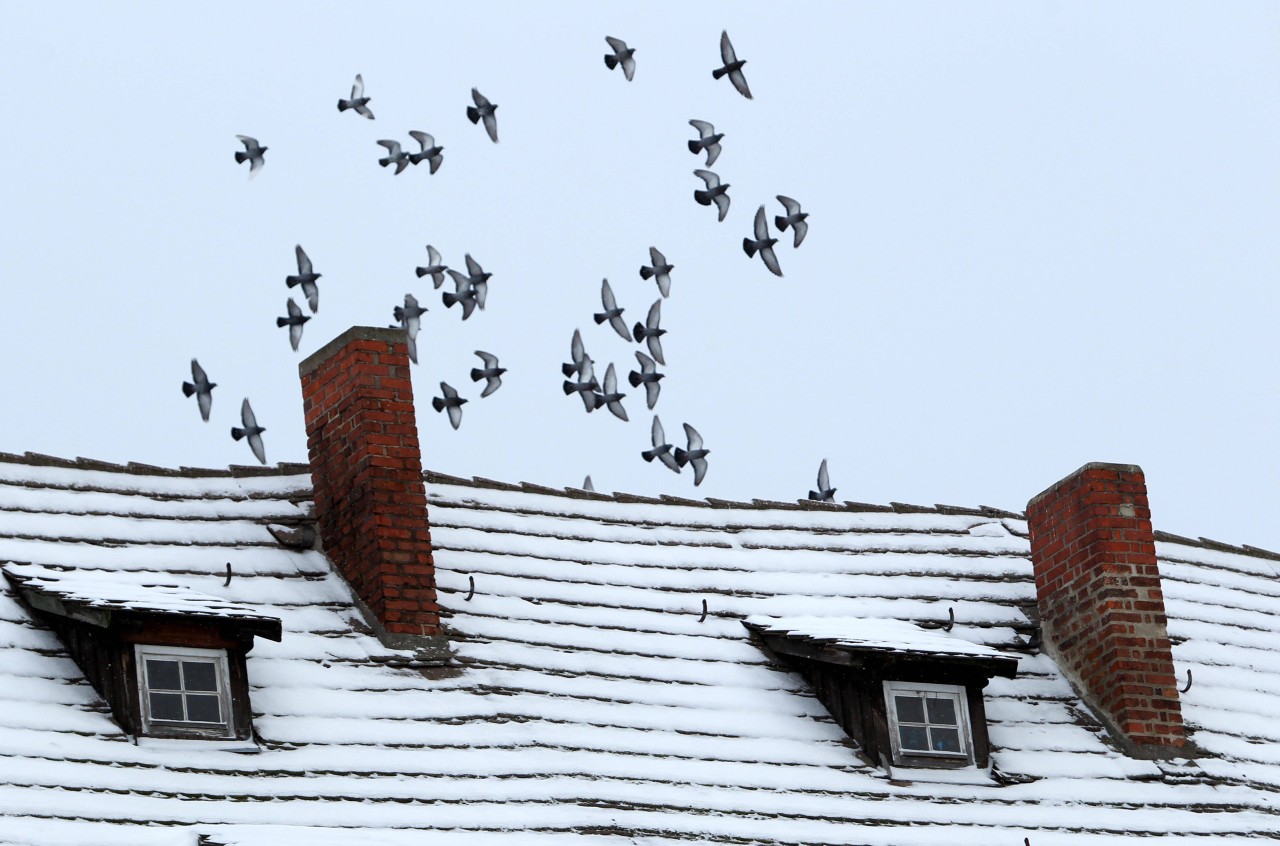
223,562,232,587
942,606,955,632
698,598,709,623
465,575,476,602
1181,668,1193,693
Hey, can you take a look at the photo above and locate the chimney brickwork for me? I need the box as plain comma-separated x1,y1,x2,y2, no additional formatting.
299,326,440,639
1026,462,1186,756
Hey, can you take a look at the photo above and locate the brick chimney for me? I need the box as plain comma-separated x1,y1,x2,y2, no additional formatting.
299,326,441,645
1026,462,1187,757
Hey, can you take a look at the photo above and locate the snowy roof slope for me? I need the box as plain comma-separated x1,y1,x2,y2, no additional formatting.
0,451,1278,844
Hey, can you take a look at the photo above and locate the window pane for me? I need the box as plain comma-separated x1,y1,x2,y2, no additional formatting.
182,661,218,692
926,696,957,725
184,694,222,723
894,695,925,723
930,727,962,753
149,691,185,721
899,724,929,751
146,659,181,691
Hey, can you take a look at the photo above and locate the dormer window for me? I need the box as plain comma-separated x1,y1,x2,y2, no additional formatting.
136,646,234,738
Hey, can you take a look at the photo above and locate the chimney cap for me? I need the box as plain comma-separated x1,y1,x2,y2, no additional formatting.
1026,461,1144,510
299,326,408,378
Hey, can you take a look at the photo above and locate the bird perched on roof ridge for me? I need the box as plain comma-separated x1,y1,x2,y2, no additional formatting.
604,36,636,81
809,459,836,502
743,205,783,277
286,245,322,313
642,416,681,473
276,299,310,351
415,245,449,289
628,350,664,410
639,247,674,298
471,351,506,398
713,31,752,99
693,170,731,222
230,399,267,465
598,363,628,422
234,136,267,175
337,74,374,119
377,139,411,174
775,195,809,248
688,120,723,167
432,383,467,430
408,131,444,173
632,299,667,365
467,88,499,143
182,359,216,422
392,294,427,364
674,423,710,486
594,279,631,342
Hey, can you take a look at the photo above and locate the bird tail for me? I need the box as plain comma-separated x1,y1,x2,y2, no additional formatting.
378,157,391,168
628,371,642,388
639,266,654,280
432,397,445,412
407,152,424,165
674,448,689,466
561,362,578,378
470,368,484,382
393,306,405,322
276,317,290,327
632,323,645,342
182,382,196,397
466,106,480,124
687,140,701,155
285,276,300,288
712,67,728,80
442,292,459,308
641,449,657,463
231,427,245,441
743,239,758,258
234,151,248,164
775,215,789,231
337,99,349,112
693,190,711,206
562,381,578,396
604,54,618,69
592,312,607,325
414,267,429,278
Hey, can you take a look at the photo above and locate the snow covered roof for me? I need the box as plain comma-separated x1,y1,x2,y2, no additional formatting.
1,451,1280,844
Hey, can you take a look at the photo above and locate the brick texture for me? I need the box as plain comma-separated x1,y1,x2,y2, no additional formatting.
1026,463,1185,753
299,327,439,637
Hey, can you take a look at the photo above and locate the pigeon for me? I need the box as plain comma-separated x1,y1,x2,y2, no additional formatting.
230,398,267,465
641,416,681,473
376,140,411,175
415,245,449,288
604,36,636,81
594,279,631,341
286,245,321,313
466,88,499,143
458,254,492,309
598,363,628,422
563,373,602,412
408,131,444,173
693,170,731,222
687,120,723,167
627,350,664,410
234,136,267,174
181,359,216,422
561,329,597,384
432,382,467,430
470,350,506,398
632,299,667,365
276,298,310,351
582,475,595,492
713,31,752,99
674,423,711,486
775,195,809,248
337,74,374,119
392,294,427,364
639,247,674,298
442,271,479,320
743,205,783,277
809,459,836,502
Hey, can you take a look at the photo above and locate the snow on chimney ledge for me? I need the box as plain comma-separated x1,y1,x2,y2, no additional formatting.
299,326,444,652
1026,462,1188,757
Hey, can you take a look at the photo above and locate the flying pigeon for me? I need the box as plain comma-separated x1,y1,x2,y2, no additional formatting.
775,195,809,248
286,245,321,313
234,136,267,174
466,88,499,143
377,140,411,174
408,131,444,173
582,475,595,492
627,350,664,410
639,247,674,298
809,459,836,502
181,359,216,422
470,350,506,398
642,416,681,473
562,329,598,385
432,382,467,430
276,298,310,351
442,270,479,320
693,170,731,222
337,74,374,119
392,293,427,363
594,279,631,341
632,299,667,365
563,373,602,412
598,363,628,422
674,423,711,486
415,245,449,288
743,205,783,277
459,254,492,309
230,398,267,465
713,31,752,99
687,120,723,167
604,36,636,81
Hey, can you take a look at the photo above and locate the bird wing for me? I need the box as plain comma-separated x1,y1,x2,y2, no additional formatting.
729,68,752,99
647,334,665,366
645,299,662,330
448,268,471,294
406,335,418,365
792,219,808,248
704,141,721,167
693,169,720,189
753,205,769,240
471,87,491,108
441,381,458,400
635,350,655,373
482,112,498,143
302,280,319,313
352,74,365,99
657,450,682,473
408,130,434,150
446,403,463,430
480,374,501,398
621,56,636,81
603,363,618,393
582,475,594,492
719,30,738,65
607,397,629,422
247,431,267,465
197,391,212,423
690,457,708,486
817,459,830,492
465,254,484,278
295,244,312,275
287,298,302,318
777,195,801,216
600,278,618,311
191,358,208,385
689,119,714,138
644,380,660,410
241,398,258,429
426,244,442,266
649,246,666,267
712,193,730,221
355,103,375,119
651,415,665,448
655,271,670,299
377,139,402,155
683,423,703,452
475,350,499,369
289,321,304,351
608,313,631,342
605,36,628,52
571,329,586,365
236,135,259,150
761,245,783,277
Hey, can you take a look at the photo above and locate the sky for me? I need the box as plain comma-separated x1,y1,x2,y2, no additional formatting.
2,3,1278,550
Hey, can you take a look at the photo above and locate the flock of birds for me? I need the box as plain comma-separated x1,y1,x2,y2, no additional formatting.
200,31,839,501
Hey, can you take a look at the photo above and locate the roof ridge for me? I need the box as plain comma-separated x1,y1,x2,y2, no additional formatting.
1153,529,1280,564
0,451,311,479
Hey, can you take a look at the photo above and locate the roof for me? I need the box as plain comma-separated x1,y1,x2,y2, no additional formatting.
1,451,1279,844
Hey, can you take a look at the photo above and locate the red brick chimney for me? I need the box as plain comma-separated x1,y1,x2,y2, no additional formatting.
1026,462,1187,757
299,326,441,643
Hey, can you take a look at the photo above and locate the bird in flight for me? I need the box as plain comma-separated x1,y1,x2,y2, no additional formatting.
234,136,267,175
674,423,711,486
775,196,809,248
639,247,674,298
688,120,723,167
231,399,267,465
628,350,664,410
276,299,310,351
286,245,321,313
693,170,731,222
377,139,411,175
809,459,836,502
442,271,479,320
743,205,783,277
181,359,216,422
392,293,427,364
594,279,631,342
467,88,499,143
415,245,449,289
642,416,681,473
713,31,752,99
562,329,597,383
408,131,444,174
632,299,667,365
604,36,637,81
598,363,629,422
337,74,374,119
432,382,468,430
471,351,506,398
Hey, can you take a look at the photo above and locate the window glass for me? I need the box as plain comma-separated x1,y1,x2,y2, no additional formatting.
898,724,929,751
149,691,185,721
894,695,925,723
185,693,223,723
146,658,181,691
182,661,218,692
926,696,957,725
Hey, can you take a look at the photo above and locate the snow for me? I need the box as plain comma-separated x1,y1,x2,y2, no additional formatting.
744,614,1016,659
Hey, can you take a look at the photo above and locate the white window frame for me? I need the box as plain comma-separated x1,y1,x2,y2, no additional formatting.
883,680,972,764
134,644,233,738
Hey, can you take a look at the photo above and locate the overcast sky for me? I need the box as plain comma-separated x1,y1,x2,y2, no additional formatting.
2,3,1278,549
